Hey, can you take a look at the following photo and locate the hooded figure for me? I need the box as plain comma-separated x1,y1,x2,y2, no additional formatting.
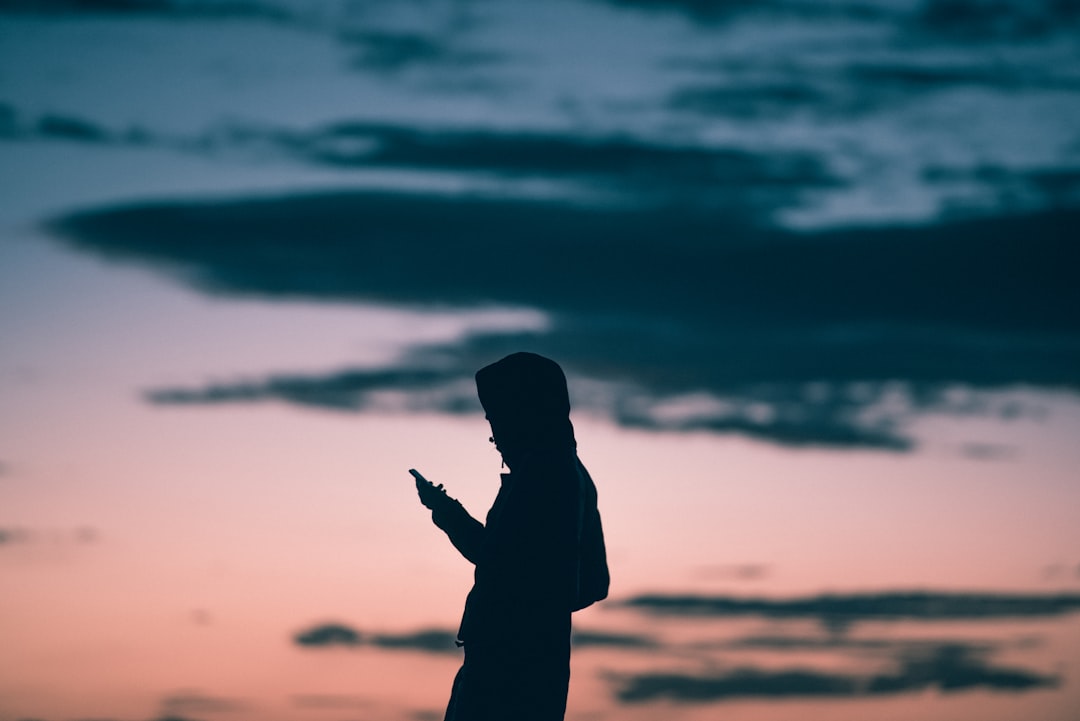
415,352,608,721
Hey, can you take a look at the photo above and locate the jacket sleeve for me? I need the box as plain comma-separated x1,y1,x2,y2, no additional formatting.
431,497,485,565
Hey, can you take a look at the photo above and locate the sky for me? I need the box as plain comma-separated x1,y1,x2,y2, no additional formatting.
1,1,1079,720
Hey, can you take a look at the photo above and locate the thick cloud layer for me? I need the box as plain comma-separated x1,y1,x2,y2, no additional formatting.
51,189,1080,450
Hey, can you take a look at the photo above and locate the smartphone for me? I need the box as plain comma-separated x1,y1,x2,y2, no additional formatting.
408,468,430,484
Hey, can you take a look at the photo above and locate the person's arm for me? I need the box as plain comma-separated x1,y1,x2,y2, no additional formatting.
412,469,485,564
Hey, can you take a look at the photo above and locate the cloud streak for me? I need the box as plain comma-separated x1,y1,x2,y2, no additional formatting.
620,590,1080,631
293,622,461,654
613,642,1058,703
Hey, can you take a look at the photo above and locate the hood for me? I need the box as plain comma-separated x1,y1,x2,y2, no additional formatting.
475,352,575,455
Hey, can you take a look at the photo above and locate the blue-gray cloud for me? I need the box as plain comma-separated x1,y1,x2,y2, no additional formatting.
666,59,1080,121
340,30,505,75
914,0,1080,42
0,0,290,20
597,0,1080,42
594,0,896,25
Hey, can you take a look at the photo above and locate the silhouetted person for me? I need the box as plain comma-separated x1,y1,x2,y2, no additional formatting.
413,352,609,721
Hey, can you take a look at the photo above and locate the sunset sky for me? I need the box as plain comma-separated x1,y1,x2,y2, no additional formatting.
1,1,1079,720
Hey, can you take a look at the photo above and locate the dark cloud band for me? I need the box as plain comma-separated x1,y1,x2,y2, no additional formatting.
49,189,1080,450
614,642,1058,703
620,590,1080,631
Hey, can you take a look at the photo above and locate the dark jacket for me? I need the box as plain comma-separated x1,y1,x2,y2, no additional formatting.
432,451,607,647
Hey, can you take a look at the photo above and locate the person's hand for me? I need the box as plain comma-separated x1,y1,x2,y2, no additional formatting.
411,469,450,511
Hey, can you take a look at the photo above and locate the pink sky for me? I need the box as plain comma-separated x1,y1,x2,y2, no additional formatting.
2,235,1079,719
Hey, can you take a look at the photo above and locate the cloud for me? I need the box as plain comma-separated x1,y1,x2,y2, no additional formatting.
571,629,660,649
291,694,372,710
35,113,112,142
959,442,1016,461
0,0,291,20
294,622,362,648
0,526,99,546
668,81,835,120
620,590,1080,631
595,0,758,23
49,192,1078,357
7,107,837,215
369,629,461,654
715,632,1035,655
409,712,444,721
147,366,472,413
0,104,157,147
160,690,246,714
913,0,1080,42
49,189,1080,451
925,164,1080,216
271,121,837,209
0,0,170,11
594,0,894,25
667,62,1080,122
695,563,770,581
340,29,504,75
613,642,1059,702
293,623,463,654
140,342,919,450
0,105,115,144
597,0,1080,41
